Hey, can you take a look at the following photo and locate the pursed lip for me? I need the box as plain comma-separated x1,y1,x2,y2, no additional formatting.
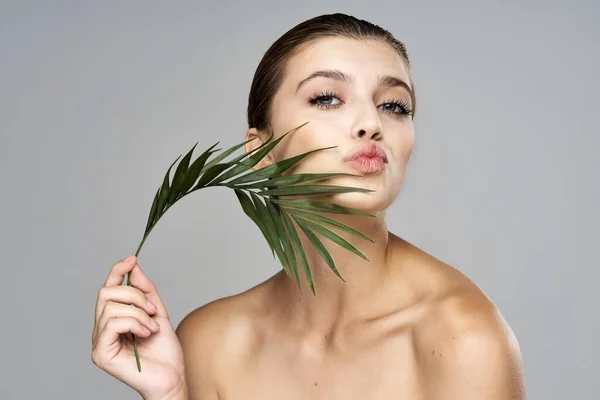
343,143,388,163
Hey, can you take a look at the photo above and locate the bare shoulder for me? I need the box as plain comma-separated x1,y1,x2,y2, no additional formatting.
408,250,526,399
175,283,269,398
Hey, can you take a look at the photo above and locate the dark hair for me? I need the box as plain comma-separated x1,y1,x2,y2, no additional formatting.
246,13,416,132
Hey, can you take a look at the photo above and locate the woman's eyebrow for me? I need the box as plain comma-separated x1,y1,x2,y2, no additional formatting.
295,69,351,93
378,74,415,108
378,75,413,97
295,69,414,103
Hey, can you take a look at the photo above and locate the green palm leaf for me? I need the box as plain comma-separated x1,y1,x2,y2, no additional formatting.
194,162,235,188
212,122,308,184
284,207,374,243
281,209,312,293
224,148,340,186
155,154,181,216
231,172,359,189
249,191,282,260
235,189,289,277
293,215,345,284
180,142,220,194
259,184,374,197
126,121,376,372
272,198,375,217
201,137,254,171
265,200,295,279
293,216,369,261
167,143,197,204
144,187,161,234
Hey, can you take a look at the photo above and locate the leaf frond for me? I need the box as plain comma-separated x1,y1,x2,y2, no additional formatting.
292,215,345,283
130,121,382,371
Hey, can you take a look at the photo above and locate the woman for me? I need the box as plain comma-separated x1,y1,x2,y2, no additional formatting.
91,13,526,400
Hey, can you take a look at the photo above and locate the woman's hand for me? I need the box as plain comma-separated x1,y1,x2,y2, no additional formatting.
91,255,187,400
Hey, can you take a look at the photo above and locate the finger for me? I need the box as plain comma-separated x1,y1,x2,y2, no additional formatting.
103,255,138,287
95,285,158,326
97,302,160,337
127,263,170,320
93,317,152,362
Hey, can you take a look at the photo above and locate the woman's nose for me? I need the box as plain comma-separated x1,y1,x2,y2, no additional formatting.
355,127,382,141
352,103,383,141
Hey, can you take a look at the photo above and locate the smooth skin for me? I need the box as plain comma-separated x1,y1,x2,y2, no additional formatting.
91,256,188,400
92,37,526,399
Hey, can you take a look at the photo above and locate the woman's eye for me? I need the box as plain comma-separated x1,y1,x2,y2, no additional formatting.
380,103,400,113
310,94,342,108
379,101,412,117
379,103,405,114
308,92,412,117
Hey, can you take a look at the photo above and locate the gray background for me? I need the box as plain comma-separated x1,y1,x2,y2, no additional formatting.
0,1,597,399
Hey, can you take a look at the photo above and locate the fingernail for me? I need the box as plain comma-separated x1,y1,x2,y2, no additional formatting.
146,300,157,312
124,255,134,262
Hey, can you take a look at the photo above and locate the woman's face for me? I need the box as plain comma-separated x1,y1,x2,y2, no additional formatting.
253,37,415,213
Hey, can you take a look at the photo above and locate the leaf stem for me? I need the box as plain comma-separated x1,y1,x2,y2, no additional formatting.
125,215,163,373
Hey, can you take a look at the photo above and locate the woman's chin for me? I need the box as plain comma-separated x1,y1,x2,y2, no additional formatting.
315,191,393,213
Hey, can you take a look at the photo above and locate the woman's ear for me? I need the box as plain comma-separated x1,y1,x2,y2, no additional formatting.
245,127,275,171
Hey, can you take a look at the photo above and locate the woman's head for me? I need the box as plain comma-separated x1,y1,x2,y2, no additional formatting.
245,13,416,213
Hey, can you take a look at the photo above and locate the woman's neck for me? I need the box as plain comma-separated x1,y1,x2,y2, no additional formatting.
271,211,412,338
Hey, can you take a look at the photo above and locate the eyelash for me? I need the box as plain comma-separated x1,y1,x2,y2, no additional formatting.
307,89,413,118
